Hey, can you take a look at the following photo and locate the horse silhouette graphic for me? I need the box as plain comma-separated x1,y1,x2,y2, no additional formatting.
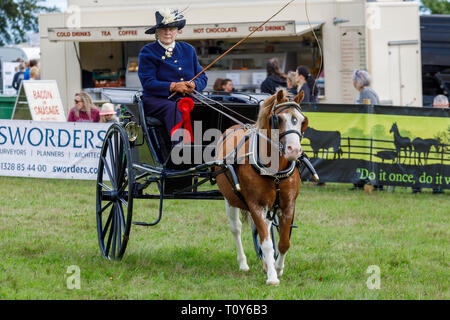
411,138,440,165
389,123,412,163
375,150,397,163
304,127,343,159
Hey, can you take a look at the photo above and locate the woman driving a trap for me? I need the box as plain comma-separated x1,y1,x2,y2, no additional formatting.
138,8,208,139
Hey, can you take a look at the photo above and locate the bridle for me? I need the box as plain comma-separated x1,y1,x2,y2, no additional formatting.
243,100,307,181
268,101,306,155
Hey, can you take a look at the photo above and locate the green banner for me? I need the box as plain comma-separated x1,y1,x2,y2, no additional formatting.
300,104,449,189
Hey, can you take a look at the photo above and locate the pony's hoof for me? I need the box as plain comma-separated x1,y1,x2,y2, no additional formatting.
239,264,250,272
266,279,280,286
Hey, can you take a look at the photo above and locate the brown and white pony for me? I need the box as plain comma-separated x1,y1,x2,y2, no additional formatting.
215,89,308,285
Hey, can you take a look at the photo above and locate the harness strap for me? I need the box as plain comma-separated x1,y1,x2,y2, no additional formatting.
266,178,280,221
278,129,304,154
273,102,302,114
218,125,254,166
223,163,249,209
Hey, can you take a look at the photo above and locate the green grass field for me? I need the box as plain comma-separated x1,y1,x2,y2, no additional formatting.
0,176,448,300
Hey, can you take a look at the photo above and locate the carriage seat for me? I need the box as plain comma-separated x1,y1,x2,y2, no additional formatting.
145,116,164,127
144,116,193,194
144,116,171,165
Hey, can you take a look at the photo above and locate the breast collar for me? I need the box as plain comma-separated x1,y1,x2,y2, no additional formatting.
250,101,304,180
249,129,297,180
220,126,296,181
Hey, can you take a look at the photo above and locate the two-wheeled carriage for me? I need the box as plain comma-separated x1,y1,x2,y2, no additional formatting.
95,89,317,283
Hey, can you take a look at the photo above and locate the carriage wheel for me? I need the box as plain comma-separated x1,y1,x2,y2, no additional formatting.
96,124,134,260
252,216,280,260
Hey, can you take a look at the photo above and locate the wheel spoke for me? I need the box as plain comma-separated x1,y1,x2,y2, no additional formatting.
117,200,126,231
117,159,127,191
117,196,128,208
115,204,122,253
98,182,112,192
101,207,113,240
105,204,115,256
118,136,124,172
116,145,126,191
101,155,116,187
107,137,117,183
118,177,129,194
100,200,114,215
114,132,121,179
111,205,117,259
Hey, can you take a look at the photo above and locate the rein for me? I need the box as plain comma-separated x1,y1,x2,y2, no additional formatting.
190,89,255,125
190,90,282,153
193,90,304,177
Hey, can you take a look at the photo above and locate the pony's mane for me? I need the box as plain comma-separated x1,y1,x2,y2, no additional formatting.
256,94,277,129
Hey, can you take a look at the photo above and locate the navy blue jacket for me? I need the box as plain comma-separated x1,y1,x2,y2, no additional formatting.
260,74,287,95
138,41,207,97
298,83,311,103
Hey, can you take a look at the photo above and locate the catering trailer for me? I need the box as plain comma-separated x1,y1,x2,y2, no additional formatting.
38,0,423,114
420,14,450,106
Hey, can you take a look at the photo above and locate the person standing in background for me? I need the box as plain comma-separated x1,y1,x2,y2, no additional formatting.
23,59,38,80
296,65,319,103
286,71,299,96
12,63,25,92
260,58,287,95
295,66,312,102
432,95,449,108
351,70,381,191
29,66,40,80
352,69,379,105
